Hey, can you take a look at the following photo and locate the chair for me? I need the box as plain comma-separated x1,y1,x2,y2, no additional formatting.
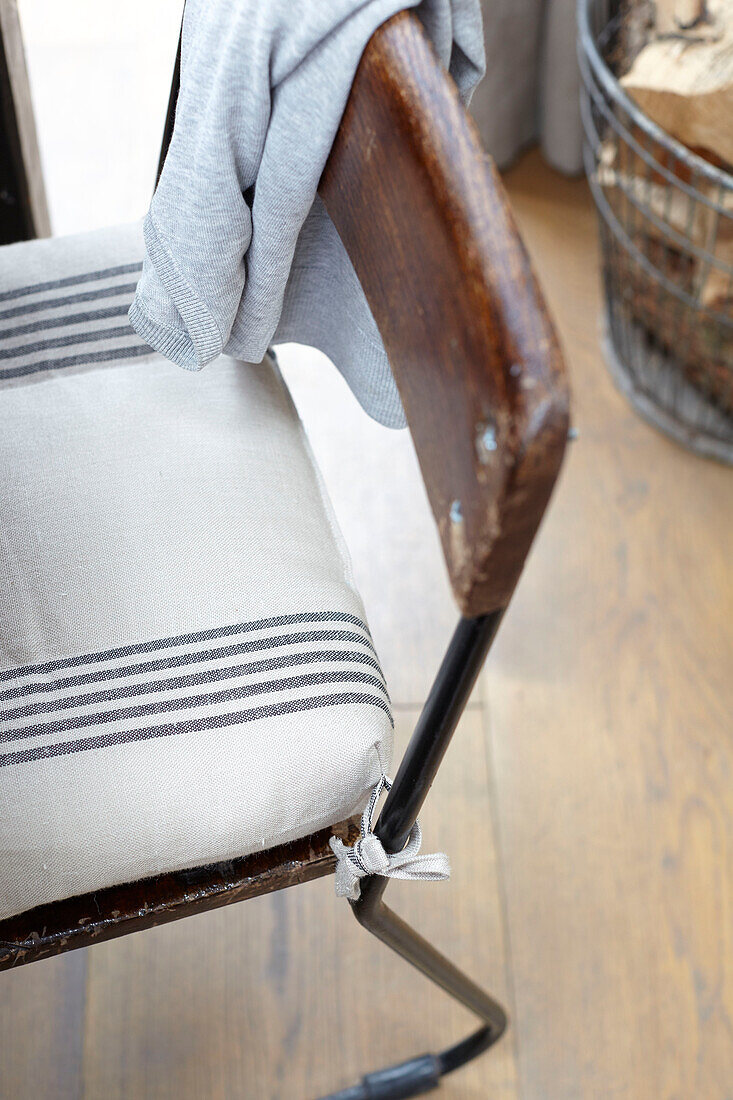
0,9,569,1098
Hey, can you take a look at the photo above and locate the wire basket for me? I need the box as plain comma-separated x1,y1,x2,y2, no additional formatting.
578,0,733,463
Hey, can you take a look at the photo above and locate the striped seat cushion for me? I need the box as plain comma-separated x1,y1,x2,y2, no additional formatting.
0,223,392,921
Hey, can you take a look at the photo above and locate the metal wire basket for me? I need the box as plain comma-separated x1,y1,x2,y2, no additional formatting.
578,0,733,463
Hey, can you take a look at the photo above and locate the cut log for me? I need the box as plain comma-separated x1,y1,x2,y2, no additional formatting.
597,135,733,250
700,235,733,305
621,0,733,166
655,0,712,35
595,135,732,412
612,0,655,76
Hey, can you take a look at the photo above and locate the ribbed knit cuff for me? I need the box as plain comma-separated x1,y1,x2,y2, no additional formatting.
127,213,223,370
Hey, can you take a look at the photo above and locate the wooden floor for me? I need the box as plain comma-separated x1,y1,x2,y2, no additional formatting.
1,143,732,1097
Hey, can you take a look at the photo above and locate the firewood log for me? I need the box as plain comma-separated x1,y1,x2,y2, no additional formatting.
621,0,733,167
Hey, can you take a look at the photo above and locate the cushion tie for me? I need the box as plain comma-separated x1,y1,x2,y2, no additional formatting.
330,776,451,900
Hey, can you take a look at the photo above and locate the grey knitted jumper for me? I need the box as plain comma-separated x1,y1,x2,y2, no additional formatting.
128,0,485,428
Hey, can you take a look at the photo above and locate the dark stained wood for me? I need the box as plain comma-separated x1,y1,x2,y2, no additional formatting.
0,0,50,242
0,818,358,970
320,12,570,616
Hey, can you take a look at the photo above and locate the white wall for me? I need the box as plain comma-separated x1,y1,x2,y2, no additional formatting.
19,0,182,234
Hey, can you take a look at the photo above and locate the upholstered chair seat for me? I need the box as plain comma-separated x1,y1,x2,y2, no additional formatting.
0,223,392,921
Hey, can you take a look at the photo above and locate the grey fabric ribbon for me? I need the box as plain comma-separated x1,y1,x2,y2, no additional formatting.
330,776,451,900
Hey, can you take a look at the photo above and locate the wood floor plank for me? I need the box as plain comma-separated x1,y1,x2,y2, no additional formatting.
80,710,518,1100
483,150,733,1099
0,951,86,1099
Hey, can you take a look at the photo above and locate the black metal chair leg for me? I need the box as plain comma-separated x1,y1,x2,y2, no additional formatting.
320,875,507,1100
320,613,509,1098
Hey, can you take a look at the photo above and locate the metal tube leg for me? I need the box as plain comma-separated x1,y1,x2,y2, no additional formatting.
320,614,509,1099
319,877,508,1100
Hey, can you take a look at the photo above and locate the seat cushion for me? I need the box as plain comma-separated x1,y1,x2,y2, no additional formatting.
0,223,392,921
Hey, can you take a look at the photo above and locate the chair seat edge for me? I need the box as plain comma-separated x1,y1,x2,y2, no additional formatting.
0,817,359,969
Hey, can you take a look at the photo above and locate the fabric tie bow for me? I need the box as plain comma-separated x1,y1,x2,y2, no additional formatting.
329,776,450,900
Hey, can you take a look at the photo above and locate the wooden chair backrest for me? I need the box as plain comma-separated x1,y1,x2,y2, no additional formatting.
321,12,569,616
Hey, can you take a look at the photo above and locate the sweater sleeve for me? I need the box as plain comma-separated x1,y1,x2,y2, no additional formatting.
128,0,486,420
